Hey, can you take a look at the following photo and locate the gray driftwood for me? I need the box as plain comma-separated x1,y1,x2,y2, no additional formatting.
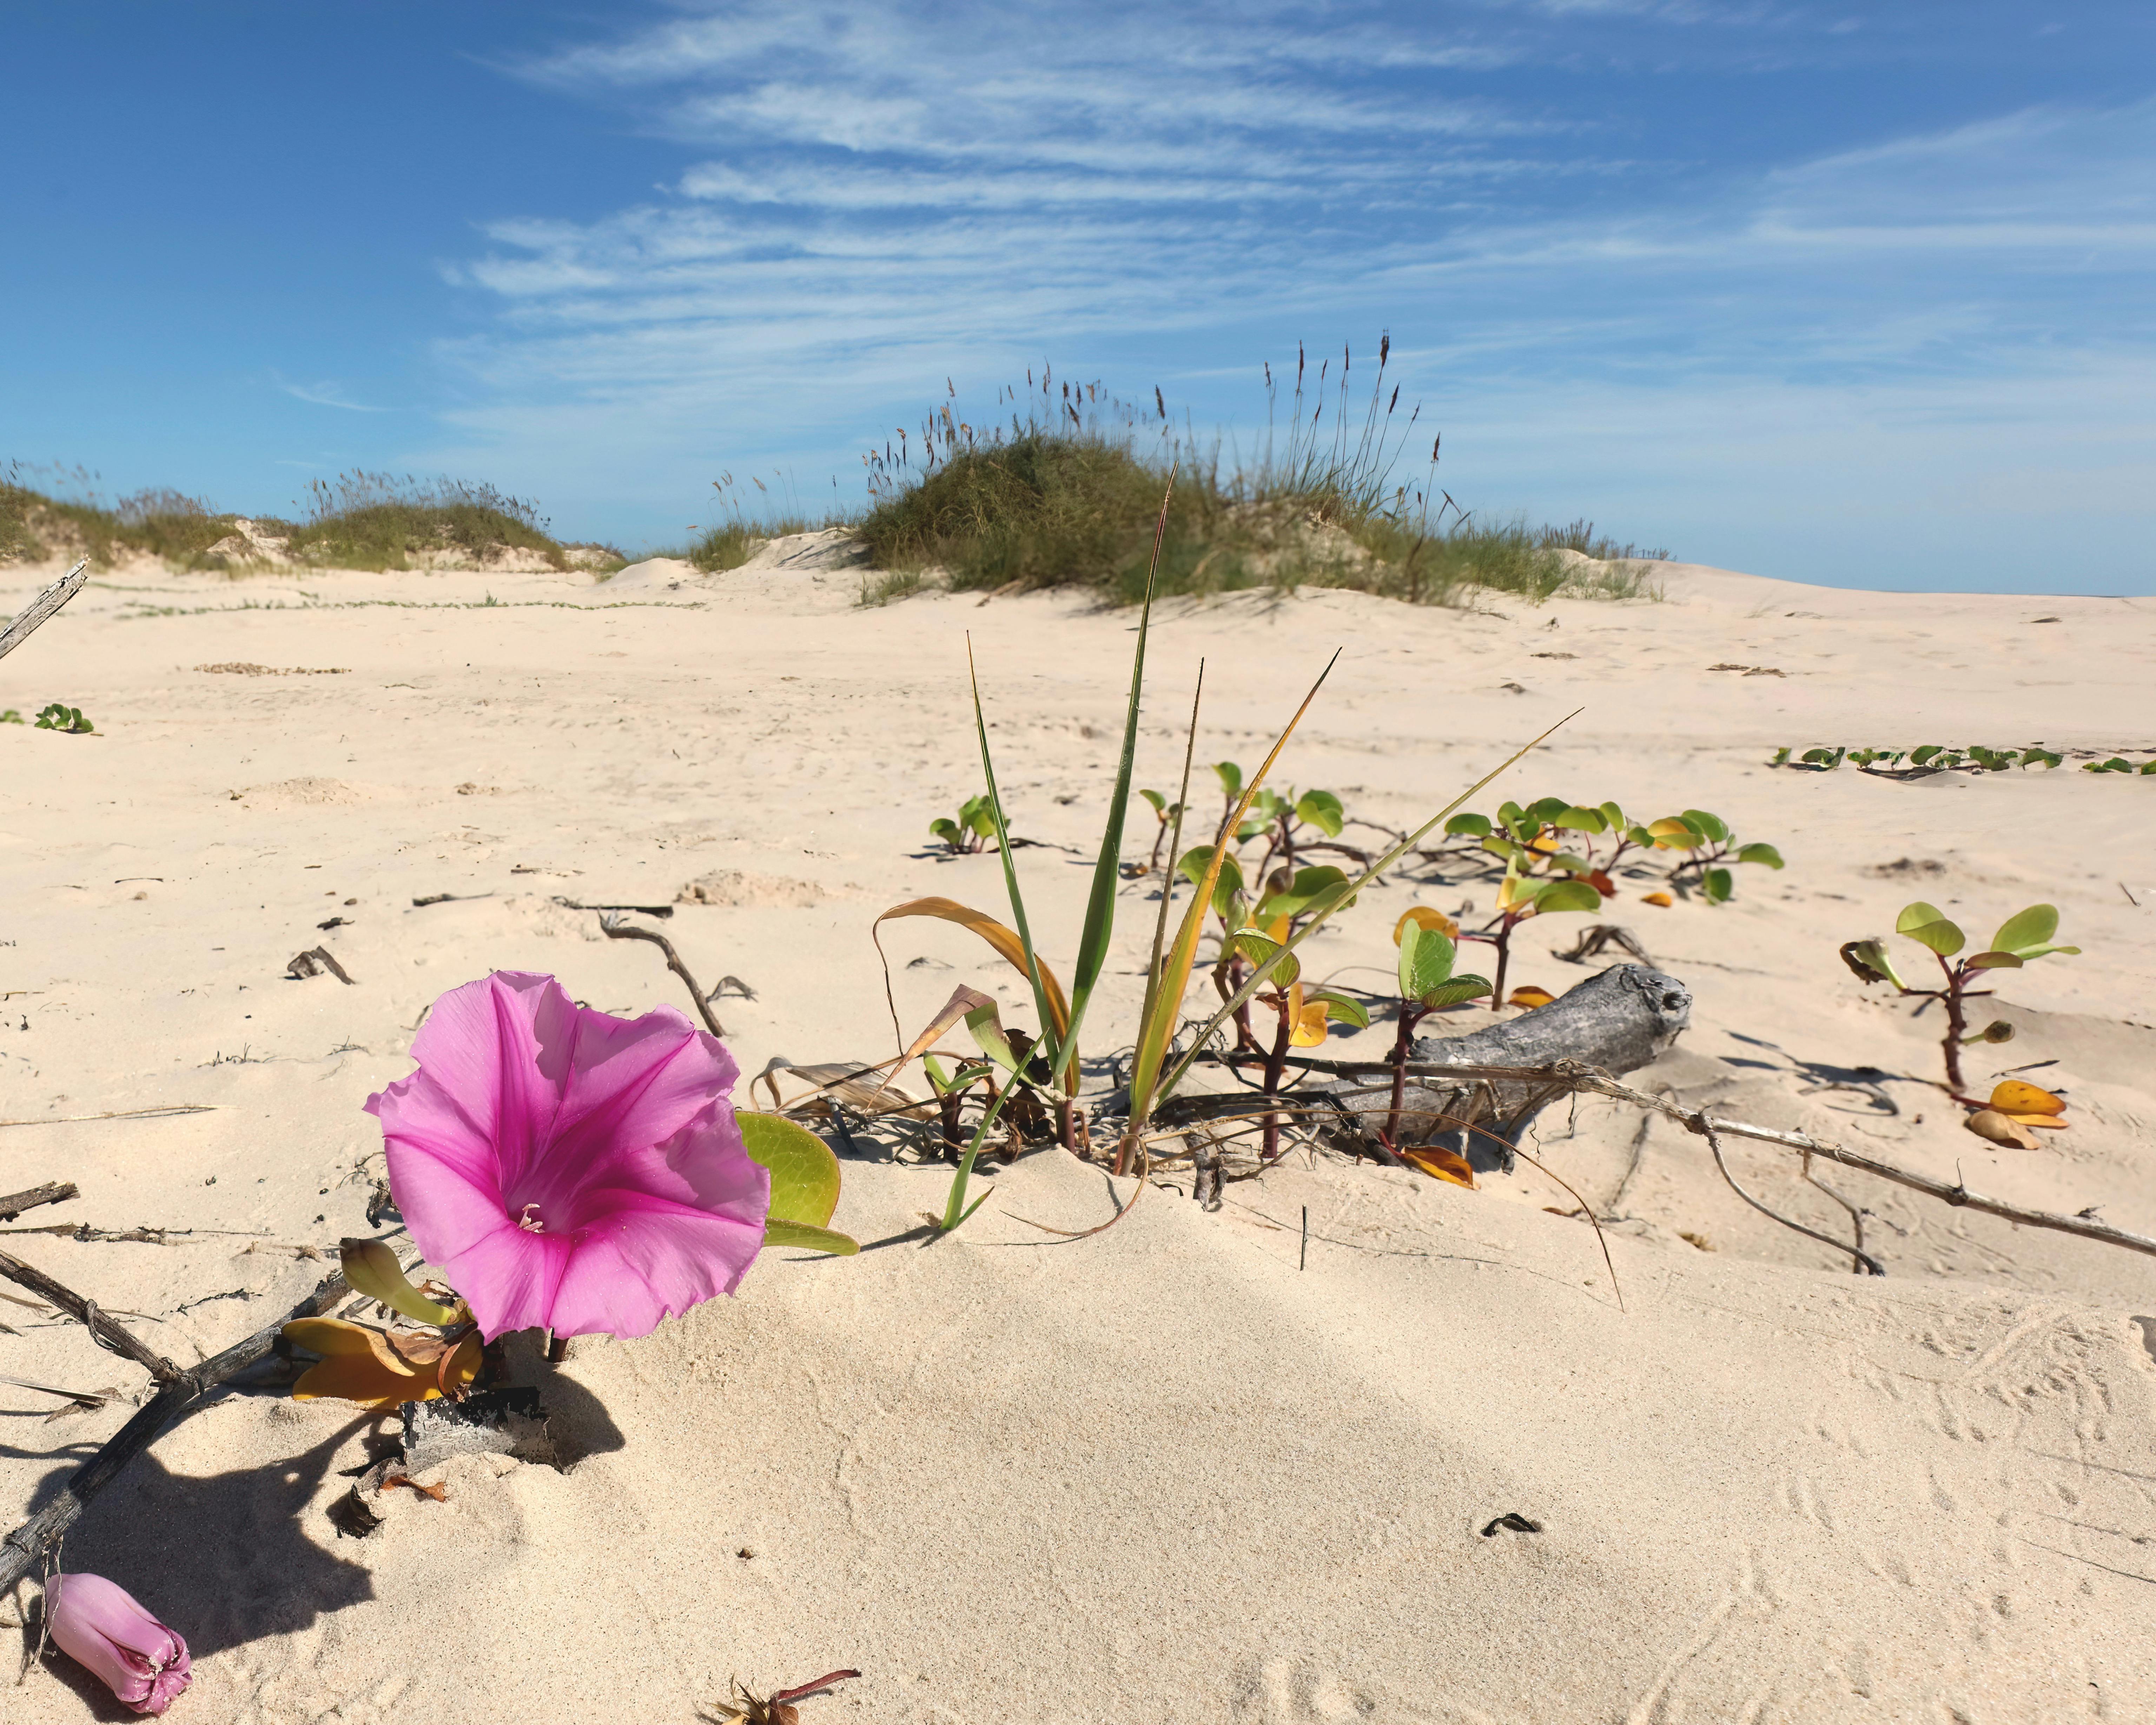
0,560,90,665
1329,964,1691,1169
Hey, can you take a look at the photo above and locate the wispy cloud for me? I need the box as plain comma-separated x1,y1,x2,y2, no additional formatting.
415,2,2154,587
274,374,390,413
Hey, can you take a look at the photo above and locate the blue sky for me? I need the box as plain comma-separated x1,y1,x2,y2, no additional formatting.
5,1,2151,591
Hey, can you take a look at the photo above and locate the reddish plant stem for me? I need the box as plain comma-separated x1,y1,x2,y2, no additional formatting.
1381,1004,1427,1149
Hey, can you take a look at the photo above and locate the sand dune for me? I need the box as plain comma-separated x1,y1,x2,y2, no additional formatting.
2,554,2152,1721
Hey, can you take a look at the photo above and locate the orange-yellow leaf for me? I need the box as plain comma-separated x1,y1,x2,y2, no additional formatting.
1989,1080,2065,1118
1262,914,1291,943
1508,985,1555,1009
1401,1146,1477,1188
1288,985,1330,1047
292,1352,429,1405
1641,891,1674,908
2007,1114,2069,1130
1393,906,1459,945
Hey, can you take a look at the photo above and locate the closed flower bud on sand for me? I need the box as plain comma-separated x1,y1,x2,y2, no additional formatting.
46,1572,191,1716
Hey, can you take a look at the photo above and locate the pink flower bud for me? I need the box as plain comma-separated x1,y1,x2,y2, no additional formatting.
46,1572,191,1715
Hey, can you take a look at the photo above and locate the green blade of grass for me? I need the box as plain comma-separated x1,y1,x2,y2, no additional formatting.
1125,649,1342,1131
1057,470,1176,1090
1153,710,1579,1106
964,635,1061,1084
940,1084,1013,1231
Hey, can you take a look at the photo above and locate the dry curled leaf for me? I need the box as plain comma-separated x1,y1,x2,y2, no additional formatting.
1641,891,1674,908
1964,1109,2040,1150
1400,1146,1477,1188
1507,985,1555,1009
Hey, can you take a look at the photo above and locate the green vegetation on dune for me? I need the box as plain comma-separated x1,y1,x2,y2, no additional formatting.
850,353,1669,607
0,464,619,574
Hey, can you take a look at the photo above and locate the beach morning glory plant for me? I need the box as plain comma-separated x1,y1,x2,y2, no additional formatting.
285,970,855,1407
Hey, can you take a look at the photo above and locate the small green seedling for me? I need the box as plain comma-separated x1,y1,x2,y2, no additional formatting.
929,793,1001,855
1133,788,1183,875
0,709,22,724
33,703,93,734
2084,756,2156,775
1380,916,1491,1142
1840,902,2078,1094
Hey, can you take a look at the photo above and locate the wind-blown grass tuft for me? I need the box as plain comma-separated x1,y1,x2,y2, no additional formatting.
851,348,1669,608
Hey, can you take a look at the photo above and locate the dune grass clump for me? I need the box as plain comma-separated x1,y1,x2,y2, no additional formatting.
281,471,565,571
850,346,1669,608
1,464,248,569
1,462,593,573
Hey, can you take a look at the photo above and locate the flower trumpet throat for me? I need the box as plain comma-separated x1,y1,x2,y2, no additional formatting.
366,972,769,1342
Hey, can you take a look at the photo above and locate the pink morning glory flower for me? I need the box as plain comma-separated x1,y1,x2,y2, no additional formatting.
46,1572,191,1716
367,971,768,1341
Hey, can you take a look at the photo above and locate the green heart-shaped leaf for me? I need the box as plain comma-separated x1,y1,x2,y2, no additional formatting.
1420,974,1492,1009
1990,903,2058,955
1398,924,1457,1000
739,1112,843,1229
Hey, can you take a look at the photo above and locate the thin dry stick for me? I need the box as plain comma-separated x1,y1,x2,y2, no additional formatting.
1800,1150,1874,1275
0,560,90,665
0,1265,350,1592
0,1105,214,1131
1700,1122,1885,1276
0,1249,182,1383
0,1184,76,1223
597,910,725,1037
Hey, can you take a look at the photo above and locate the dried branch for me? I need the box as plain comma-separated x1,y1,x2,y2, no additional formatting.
1193,1051,2156,1264
1699,1121,1884,1276
0,560,90,665
0,1265,350,1592
598,910,725,1037
0,1249,181,1382
0,1183,76,1223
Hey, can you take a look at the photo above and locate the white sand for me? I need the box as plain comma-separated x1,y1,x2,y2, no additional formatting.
2,551,2153,1721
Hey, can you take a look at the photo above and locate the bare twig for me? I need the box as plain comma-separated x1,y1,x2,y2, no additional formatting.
0,1265,350,1591
0,1183,76,1223
0,1375,108,1411
0,560,90,665
1700,1122,1885,1276
0,1105,214,1132
0,1249,182,1382
598,911,725,1037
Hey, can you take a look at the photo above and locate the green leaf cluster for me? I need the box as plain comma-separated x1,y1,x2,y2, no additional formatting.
1848,902,2081,989
1397,923,1492,1009
929,792,1000,853
32,703,93,733
1774,743,2071,773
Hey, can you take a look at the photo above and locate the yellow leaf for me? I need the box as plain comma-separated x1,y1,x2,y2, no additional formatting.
1988,1079,2065,1118
1393,906,1459,945
285,1318,430,1405
1401,1146,1477,1188
1288,984,1330,1047
1647,817,1699,849
2008,1115,2069,1131
1508,985,1555,1009
1263,914,1291,943
1641,891,1673,907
